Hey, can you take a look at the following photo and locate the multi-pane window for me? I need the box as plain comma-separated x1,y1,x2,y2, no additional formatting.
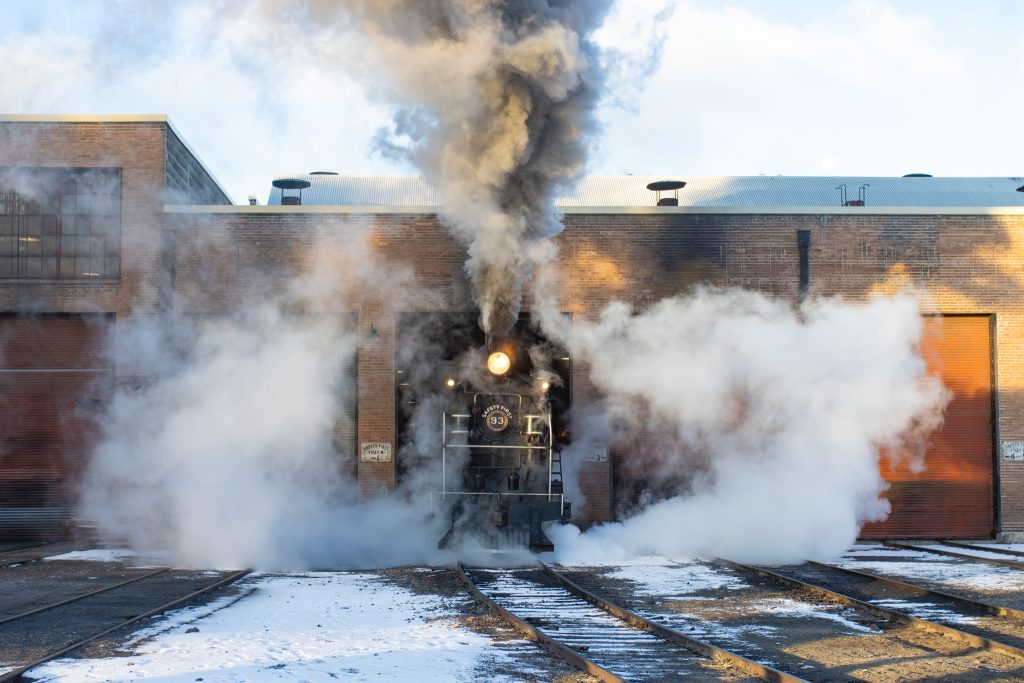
0,168,121,280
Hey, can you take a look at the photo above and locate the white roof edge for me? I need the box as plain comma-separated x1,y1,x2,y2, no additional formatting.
0,114,169,123
0,114,233,205
165,204,1024,216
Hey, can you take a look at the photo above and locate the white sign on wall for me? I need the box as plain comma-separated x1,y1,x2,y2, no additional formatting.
1002,441,1024,462
360,442,393,463
587,442,609,463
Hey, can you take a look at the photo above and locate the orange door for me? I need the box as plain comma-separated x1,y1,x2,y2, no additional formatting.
862,315,995,538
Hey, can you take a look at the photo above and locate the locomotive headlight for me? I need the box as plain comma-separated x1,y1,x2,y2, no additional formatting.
540,380,550,392
445,377,457,389
486,351,511,376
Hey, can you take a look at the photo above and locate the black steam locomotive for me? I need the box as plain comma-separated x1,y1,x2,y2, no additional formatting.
395,317,569,552
395,314,570,551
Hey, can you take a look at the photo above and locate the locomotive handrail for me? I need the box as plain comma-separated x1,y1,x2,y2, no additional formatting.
443,443,548,450
432,491,565,502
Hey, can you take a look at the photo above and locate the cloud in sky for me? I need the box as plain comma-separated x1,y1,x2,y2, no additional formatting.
1,0,1021,202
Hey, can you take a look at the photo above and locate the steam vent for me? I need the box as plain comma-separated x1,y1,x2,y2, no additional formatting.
4,114,1024,545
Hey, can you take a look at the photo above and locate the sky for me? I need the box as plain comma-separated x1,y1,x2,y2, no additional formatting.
1,0,1022,203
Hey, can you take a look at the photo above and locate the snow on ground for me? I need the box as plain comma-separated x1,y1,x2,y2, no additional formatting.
917,543,1024,564
752,597,875,633
835,544,1024,593
841,545,926,559
558,558,876,650
871,598,978,625
42,549,148,564
29,572,535,683
604,559,747,597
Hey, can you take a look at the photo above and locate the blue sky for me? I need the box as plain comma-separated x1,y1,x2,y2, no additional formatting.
2,0,1021,203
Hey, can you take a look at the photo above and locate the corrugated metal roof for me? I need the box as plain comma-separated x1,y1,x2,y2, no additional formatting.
266,174,1024,208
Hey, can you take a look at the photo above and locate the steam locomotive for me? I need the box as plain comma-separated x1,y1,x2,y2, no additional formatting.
431,327,571,552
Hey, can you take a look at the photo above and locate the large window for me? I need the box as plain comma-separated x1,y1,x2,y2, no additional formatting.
0,168,121,280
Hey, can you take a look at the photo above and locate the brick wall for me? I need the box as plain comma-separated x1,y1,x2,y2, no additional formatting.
165,208,1024,532
6,121,1020,533
0,121,169,373
0,119,231,380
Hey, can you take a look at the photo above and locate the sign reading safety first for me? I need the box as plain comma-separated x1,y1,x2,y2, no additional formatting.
360,442,393,463
1003,441,1024,462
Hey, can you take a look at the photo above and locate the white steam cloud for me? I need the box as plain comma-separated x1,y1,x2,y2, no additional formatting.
540,289,949,565
79,238,447,570
60,0,951,570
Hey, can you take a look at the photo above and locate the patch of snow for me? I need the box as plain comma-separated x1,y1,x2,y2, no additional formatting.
917,544,1024,565
839,544,933,560
602,560,748,598
751,598,875,634
996,543,1024,554
871,598,978,625
837,559,1024,593
42,548,157,565
29,572,538,682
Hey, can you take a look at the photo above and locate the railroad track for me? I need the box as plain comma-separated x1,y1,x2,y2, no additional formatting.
0,567,251,682
939,540,1024,559
884,540,1024,570
459,562,805,682
0,542,78,569
0,542,54,556
727,559,1024,660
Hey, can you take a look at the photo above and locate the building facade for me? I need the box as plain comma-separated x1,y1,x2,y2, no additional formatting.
2,116,1022,540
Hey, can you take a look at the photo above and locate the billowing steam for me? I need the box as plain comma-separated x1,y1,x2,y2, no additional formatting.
61,0,952,570
80,238,446,569
539,289,949,564
323,0,612,335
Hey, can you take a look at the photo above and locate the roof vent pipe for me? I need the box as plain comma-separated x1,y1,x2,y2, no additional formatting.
273,178,312,206
841,183,869,207
646,180,686,206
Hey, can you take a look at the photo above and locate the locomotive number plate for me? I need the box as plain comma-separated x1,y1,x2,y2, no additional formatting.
483,404,513,433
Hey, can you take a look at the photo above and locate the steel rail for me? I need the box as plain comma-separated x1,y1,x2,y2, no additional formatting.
883,540,1024,570
0,543,75,569
0,542,52,556
807,559,1024,621
455,563,624,683
939,540,1024,559
0,568,252,683
720,560,1024,661
0,555,51,570
540,562,809,683
0,567,171,627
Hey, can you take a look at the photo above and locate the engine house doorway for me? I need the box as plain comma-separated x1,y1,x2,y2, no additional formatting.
393,313,571,489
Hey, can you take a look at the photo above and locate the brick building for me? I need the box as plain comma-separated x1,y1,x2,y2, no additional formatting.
2,115,1023,541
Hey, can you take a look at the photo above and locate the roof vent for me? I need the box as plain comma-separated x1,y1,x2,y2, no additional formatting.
838,183,869,207
309,171,339,175
273,178,312,206
646,180,686,206
903,173,932,177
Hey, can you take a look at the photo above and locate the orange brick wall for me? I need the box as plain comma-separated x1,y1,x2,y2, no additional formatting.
164,209,1024,533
